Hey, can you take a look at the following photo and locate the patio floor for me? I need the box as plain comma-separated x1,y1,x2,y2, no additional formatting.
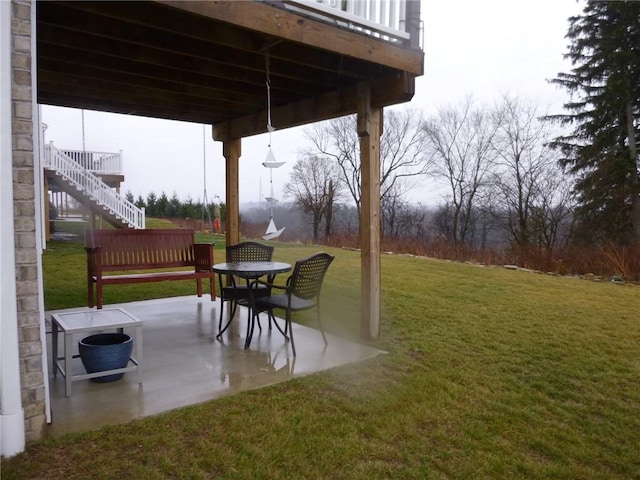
44,295,384,438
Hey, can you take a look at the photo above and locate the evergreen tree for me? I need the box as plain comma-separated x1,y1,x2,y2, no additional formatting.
135,195,146,210
146,192,158,217
168,192,181,218
156,192,170,217
181,196,196,219
548,1,640,243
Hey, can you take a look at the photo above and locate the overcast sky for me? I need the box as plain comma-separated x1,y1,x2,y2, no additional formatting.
41,0,584,207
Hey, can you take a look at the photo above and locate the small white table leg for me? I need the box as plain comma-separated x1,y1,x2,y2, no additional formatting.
52,320,59,378
64,330,73,397
135,324,143,385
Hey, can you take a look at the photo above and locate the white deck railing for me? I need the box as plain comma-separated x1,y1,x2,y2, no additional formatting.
43,143,145,229
283,0,420,46
55,148,123,175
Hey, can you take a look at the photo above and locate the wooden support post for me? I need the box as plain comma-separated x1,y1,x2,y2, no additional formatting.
357,83,382,340
223,138,241,248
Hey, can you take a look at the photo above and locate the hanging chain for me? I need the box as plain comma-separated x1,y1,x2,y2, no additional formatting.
81,109,86,152
201,124,214,239
80,108,95,245
202,124,207,199
265,51,274,146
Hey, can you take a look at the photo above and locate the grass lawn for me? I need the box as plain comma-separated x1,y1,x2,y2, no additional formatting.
2,231,639,479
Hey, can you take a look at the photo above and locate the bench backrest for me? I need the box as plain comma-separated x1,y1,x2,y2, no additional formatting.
88,229,199,271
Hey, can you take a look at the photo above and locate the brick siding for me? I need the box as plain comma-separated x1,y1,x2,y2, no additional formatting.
12,0,46,442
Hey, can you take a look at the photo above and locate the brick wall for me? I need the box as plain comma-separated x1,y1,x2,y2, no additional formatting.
12,0,46,442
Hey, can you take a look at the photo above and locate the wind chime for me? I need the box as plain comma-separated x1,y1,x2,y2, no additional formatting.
262,51,285,240
200,124,216,239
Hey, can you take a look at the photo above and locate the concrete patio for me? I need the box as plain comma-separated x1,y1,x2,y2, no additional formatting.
44,295,384,437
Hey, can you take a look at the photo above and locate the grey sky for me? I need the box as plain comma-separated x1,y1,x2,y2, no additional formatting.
41,0,583,206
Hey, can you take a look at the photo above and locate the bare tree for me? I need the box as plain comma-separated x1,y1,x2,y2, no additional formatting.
381,182,407,238
284,155,342,242
489,96,556,245
303,108,431,217
424,97,500,245
489,95,575,250
531,167,576,249
380,109,431,199
304,116,360,212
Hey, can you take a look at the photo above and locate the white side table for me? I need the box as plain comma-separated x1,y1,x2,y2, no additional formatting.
51,308,143,397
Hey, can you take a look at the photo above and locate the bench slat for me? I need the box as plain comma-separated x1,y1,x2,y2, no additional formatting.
98,270,215,283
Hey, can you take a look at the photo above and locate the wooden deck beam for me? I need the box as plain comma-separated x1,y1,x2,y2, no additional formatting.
213,72,413,140
158,1,424,75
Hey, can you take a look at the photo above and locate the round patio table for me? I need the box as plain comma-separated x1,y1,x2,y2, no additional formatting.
212,261,291,348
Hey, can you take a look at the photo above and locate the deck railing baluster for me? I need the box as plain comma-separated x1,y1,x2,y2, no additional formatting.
282,0,418,45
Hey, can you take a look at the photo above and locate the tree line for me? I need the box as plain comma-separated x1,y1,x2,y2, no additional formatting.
283,1,639,255
285,95,574,250
125,190,225,228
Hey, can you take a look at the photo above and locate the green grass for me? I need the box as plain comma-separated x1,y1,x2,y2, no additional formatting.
3,233,640,479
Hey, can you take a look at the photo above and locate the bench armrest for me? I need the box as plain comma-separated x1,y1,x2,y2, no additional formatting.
193,243,214,271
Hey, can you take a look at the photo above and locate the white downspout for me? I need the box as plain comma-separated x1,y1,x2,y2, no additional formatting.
0,0,26,457
36,108,52,424
34,32,52,424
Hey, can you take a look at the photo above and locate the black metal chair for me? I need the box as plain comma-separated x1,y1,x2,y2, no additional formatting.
216,241,275,339
252,252,334,356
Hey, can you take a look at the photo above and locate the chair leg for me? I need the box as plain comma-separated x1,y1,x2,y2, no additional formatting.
253,309,262,332
287,311,296,356
270,312,289,339
217,298,240,339
218,297,225,331
317,305,328,347
230,299,238,319
245,308,258,349
217,298,230,339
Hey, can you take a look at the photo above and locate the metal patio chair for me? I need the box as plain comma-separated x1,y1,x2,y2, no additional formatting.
216,241,275,339
252,252,334,356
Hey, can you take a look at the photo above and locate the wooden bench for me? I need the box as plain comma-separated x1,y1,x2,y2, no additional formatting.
86,229,216,309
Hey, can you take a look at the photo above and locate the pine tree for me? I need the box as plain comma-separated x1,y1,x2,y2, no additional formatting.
548,1,640,243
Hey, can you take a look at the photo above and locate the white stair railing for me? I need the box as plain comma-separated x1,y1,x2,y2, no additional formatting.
43,143,145,229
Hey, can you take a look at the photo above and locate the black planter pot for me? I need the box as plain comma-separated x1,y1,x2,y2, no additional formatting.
79,333,133,383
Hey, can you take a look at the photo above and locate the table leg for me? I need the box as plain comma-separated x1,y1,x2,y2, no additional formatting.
244,277,258,349
136,324,143,385
64,331,73,397
52,320,59,378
